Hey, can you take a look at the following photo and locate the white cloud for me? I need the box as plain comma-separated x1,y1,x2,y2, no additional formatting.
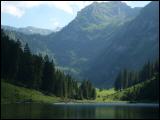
1,1,94,17
49,18,61,29
122,1,151,8
1,1,150,17
48,1,74,14
53,21,60,27
2,5,24,17
1,1,24,17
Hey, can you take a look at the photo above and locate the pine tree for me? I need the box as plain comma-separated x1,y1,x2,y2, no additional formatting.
91,88,96,99
24,43,31,54
32,54,43,89
1,29,97,100
114,72,121,90
41,55,55,93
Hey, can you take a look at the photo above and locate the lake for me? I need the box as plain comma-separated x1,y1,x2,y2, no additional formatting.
1,103,159,119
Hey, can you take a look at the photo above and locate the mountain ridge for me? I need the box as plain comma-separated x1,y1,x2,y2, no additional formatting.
1,1,159,88
85,1,159,88
1,25,54,35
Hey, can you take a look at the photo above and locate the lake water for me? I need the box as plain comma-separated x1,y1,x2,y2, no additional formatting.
1,103,159,119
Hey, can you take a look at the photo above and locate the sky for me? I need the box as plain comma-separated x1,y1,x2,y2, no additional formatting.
1,1,151,30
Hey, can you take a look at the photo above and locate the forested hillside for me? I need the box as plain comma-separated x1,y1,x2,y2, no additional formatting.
1,1,142,82
114,60,159,90
1,1,159,89
86,1,159,88
113,59,159,102
1,29,96,100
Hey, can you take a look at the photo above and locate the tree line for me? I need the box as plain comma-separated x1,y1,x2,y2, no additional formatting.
114,59,159,90
1,29,96,100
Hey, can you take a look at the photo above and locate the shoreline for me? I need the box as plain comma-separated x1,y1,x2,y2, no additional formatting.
52,101,159,105
1,101,159,105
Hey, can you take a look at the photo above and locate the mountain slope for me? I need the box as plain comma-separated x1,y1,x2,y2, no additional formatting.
2,27,57,62
45,1,141,78
2,2,158,89
2,2,141,79
109,77,159,102
72,1,140,31
1,25,53,35
1,80,61,104
86,1,159,88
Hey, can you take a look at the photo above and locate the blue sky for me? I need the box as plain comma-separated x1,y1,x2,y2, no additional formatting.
1,1,151,30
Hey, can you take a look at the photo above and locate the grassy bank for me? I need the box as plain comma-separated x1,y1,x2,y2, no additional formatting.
96,88,116,102
1,81,62,104
96,78,159,103
1,81,124,104
1,80,158,104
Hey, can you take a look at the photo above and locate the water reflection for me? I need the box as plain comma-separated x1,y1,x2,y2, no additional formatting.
1,103,159,119
113,106,158,119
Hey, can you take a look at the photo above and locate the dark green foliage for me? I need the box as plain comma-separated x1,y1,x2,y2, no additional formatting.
114,59,159,91
86,1,159,88
1,29,96,100
114,72,121,90
1,30,22,82
41,55,55,93
114,59,159,101
32,54,43,90
24,43,31,54
120,76,159,102
79,80,96,99
19,43,35,88
91,88,96,99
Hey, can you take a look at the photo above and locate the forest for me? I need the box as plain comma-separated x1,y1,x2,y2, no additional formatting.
1,1,159,119
1,29,96,100
114,59,159,101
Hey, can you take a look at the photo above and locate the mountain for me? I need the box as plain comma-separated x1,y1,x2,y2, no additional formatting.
75,1,141,30
1,25,53,35
1,26,57,61
85,1,159,88
54,26,63,32
1,1,158,89
44,1,141,78
2,2,141,79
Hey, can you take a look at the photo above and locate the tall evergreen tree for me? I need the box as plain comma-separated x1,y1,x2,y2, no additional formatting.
32,54,43,89
1,29,97,100
41,55,55,93
114,72,121,90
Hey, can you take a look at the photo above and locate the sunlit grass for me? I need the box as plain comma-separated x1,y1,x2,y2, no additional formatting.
95,88,126,102
1,81,61,104
1,81,125,104
3,79,155,104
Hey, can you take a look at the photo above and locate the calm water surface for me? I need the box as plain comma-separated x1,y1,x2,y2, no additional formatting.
1,103,159,119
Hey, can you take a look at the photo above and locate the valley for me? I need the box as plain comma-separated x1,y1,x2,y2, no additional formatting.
2,1,159,88
1,1,159,119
